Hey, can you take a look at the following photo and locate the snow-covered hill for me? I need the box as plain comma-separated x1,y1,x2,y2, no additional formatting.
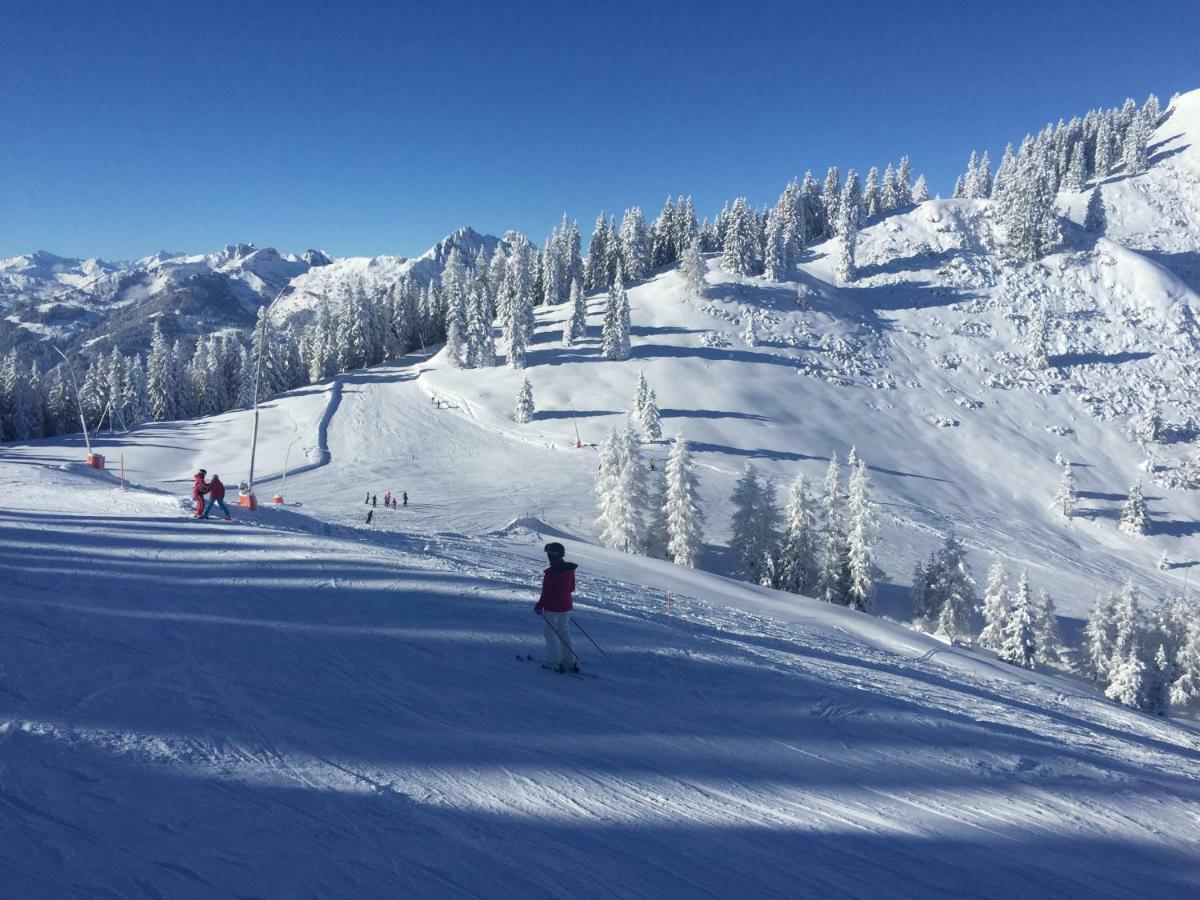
2,380,1198,897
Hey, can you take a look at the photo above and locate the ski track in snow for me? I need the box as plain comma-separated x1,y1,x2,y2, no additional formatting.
3,396,1200,897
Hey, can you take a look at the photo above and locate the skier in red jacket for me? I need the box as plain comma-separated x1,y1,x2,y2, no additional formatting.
192,470,209,518
534,542,579,673
201,474,232,520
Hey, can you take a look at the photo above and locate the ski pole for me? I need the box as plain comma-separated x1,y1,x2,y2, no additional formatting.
540,613,582,667
571,616,610,661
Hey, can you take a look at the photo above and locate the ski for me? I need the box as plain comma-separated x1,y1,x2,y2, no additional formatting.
515,654,598,678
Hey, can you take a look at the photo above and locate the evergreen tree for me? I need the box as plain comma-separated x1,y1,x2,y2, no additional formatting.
1122,116,1149,175
619,207,650,282
1170,618,1200,709
835,199,857,283
565,279,587,346
1118,479,1150,535
601,271,632,360
778,473,819,594
1083,186,1107,234
863,166,881,217
1082,592,1118,683
742,310,758,346
514,376,534,424
585,214,611,291
1105,651,1147,708
1093,114,1114,178
821,167,841,238
1033,589,1065,666
465,290,496,368
721,197,759,276
1110,582,1144,663
1063,142,1087,192
595,425,650,554
729,466,781,583
844,460,876,612
1051,461,1076,517
663,435,704,567
978,561,1009,651
146,323,173,421
443,292,467,368
895,157,914,206
679,238,707,297
817,454,845,603
932,534,977,640
632,374,662,442
504,238,535,369
1026,304,1050,369
912,175,930,203
1149,644,1174,716
999,572,1038,669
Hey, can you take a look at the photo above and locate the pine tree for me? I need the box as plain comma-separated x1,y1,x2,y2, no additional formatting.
1105,650,1147,708
1083,186,1107,234
817,454,845,603
835,199,857,283
639,388,662,442
863,166,881,217
585,214,610,291
1148,644,1173,716
465,290,496,368
596,424,650,554
1051,461,1076,518
742,310,758,346
777,474,819,594
721,197,759,276
146,323,173,421
911,175,930,203
564,279,588,346
505,238,535,369
1122,116,1149,175
1082,592,1118,683
729,466,781,583
1118,480,1150,535
1170,618,1200,709
632,370,650,421
1093,114,1114,178
1063,142,1087,192
514,376,534,424
601,271,632,361
619,207,650,282
1033,589,1065,666
663,435,704,567
1026,304,1050,369
679,238,706,298
999,573,1038,668
1110,582,1144,664
821,167,841,238
933,535,977,640
978,561,1009,650
844,460,876,612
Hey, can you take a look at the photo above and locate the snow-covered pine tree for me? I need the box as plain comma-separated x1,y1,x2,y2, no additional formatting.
679,238,706,298
999,572,1038,669
504,238,535,369
443,295,467,368
881,163,899,211
1084,186,1107,233
465,290,496,368
863,166,881,217
978,561,1009,651
595,426,649,554
514,376,534,424
146,323,173,421
821,167,841,237
650,197,676,268
639,388,662,442
895,157,914,207
585,214,610,291
729,464,763,577
742,310,758,346
1118,479,1150,535
1026,303,1050,369
619,207,650,282
565,279,588,346
778,473,818,594
1051,460,1076,518
1082,591,1118,683
835,198,857,283
817,454,845,603
844,460,876,613
601,271,632,361
663,435,704,567
721,197,759,276
674,196,699,259
1110,582,1144,664
1105,650,1147,709
1170,617,1200,709
1148,645,1173,716
632,370,650,420
1122,115,1149,175
912,175,930,203
1033,589,1065,666
933,534,976,641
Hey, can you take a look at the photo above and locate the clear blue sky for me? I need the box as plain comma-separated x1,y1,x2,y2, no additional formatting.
3,0,1197,261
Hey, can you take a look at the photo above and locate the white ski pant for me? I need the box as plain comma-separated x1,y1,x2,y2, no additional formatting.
542,610,576,667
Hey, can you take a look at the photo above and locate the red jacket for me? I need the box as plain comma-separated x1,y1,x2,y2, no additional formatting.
208,476,226,501
536,561,577,612
193,474,209,500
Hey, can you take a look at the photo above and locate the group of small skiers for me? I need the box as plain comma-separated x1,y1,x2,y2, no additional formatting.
364,490,407,524
192,469,232,520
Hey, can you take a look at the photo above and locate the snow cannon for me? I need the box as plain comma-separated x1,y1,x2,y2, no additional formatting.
238,481,258,511
87,453,105,470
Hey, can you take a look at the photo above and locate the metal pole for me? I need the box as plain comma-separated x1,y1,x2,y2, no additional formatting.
51,345,92,456
540,613,582,667
570,616,611,660
247,288,288,496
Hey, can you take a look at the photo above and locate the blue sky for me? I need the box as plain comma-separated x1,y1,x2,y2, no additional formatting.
3,0,1197,261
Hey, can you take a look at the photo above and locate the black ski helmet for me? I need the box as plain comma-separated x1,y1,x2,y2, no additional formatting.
544,542,565,557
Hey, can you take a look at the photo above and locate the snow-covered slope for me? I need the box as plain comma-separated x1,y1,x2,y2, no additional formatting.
2,401,1199,897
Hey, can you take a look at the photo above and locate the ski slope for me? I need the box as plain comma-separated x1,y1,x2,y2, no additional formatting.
3,375,1200,896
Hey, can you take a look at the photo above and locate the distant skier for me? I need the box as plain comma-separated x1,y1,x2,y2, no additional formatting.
201,474,232,520
534,542,579,673
649,458,656,471
192,469,209,518
365,492,370,505
372,494,377,508
366,509,374,525
385,490,392,507
402,491,408,507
